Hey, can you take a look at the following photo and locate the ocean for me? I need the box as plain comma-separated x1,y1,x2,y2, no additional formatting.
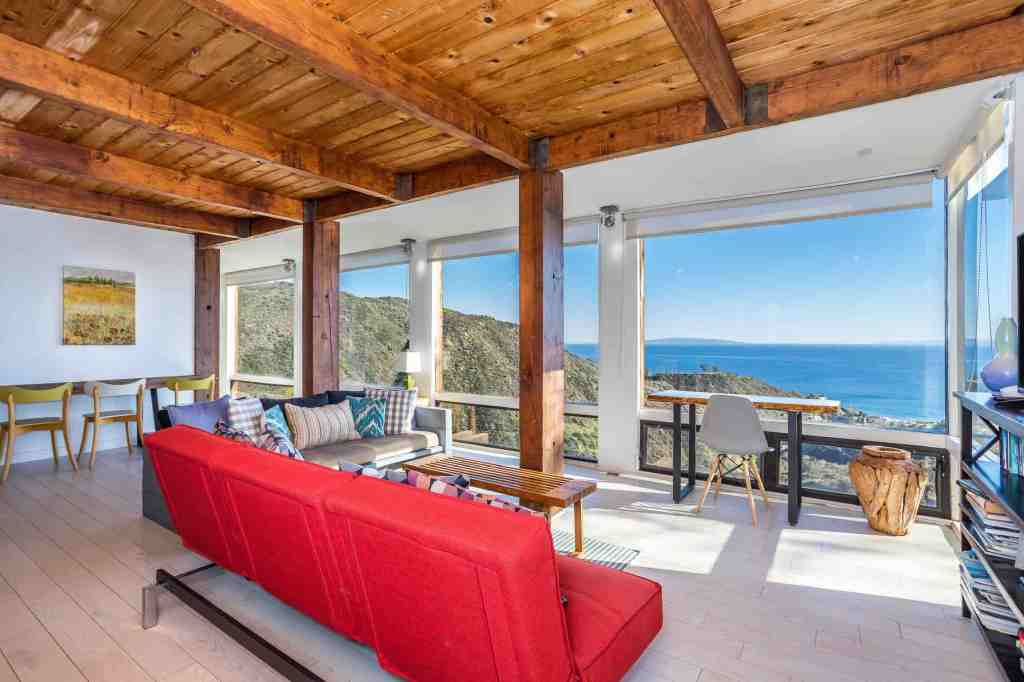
566,342,948,422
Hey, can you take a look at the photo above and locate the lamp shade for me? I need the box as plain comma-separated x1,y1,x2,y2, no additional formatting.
395,350,422,374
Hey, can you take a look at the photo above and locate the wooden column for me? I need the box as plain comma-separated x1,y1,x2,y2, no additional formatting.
518,170,565,474
302,201,340,395
194,238,220,401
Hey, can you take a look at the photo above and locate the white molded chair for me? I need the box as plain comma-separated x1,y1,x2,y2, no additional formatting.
78,379,146,469
696,394,771,526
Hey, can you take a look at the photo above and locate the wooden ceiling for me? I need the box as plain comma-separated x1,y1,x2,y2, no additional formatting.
0,0,1021,239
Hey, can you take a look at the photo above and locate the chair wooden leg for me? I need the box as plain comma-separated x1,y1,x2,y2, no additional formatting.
752,459,770,506
573,501,584,555
124,421,133,456
0,427,9,483
742,459,757,526
62,423,77,472
89,419,100,470
713,457,723,499
49,430,59,470
77,419,90,465
136,414,145,449
697,456,719,512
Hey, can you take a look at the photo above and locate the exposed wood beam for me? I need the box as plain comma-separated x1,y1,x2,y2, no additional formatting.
0,33,397,200
184,0,532,170
519,170,565,475
548,14,1024,169
301,203,340,395
651,0,744,128
0,174,244,237
0,128,303,221
195,243,220,402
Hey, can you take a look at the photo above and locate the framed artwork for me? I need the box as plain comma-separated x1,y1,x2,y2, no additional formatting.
62,266,136,345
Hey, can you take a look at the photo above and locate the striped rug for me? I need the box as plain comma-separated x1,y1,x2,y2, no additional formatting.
551,530,639,571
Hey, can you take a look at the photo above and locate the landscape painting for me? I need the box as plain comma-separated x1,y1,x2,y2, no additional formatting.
62,266,136,345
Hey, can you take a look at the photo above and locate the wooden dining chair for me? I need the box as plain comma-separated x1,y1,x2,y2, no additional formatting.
696,394,772,526
0,383,77,483
78,379,146,469
167,374,217,405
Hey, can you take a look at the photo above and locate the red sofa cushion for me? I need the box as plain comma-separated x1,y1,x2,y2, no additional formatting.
145,426,252,576
322,476,577,682
557,555,663,682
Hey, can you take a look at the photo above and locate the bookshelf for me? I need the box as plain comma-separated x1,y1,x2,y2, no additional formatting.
958,392,1024,682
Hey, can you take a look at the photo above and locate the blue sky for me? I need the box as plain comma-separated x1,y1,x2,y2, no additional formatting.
341,181,996,346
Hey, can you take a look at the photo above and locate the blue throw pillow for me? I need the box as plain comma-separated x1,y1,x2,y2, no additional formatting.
166,396,229,433
263,404,291,437
349,397,386,439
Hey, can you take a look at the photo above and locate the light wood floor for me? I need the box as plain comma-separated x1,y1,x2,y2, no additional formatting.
0,446,1001,682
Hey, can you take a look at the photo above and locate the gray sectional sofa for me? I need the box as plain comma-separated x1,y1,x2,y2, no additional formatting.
143,389,452,531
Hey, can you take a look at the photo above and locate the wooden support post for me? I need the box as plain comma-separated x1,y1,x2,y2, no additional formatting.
302,201,340,396
518,170,565,474
194,241,220,401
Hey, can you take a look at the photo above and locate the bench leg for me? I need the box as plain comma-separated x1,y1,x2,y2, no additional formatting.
574,501,584,555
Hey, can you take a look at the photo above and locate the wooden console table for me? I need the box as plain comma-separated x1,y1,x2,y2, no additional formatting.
646,390,840,525
403,454,597,553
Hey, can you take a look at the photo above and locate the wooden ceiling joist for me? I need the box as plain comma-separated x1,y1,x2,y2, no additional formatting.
651,0,745,128
547,14,1024,169
0,33,398,200
0,174,244,237
0,128,303,221
183,0,533,170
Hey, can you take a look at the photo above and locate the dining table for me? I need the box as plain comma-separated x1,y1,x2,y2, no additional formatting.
645,390,841,525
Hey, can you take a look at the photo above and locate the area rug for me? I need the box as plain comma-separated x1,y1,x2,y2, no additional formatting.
551,530,639,571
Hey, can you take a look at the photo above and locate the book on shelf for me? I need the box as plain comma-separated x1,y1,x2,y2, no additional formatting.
961,549,1020,637
964,504,1021,561
1001,430,1023,476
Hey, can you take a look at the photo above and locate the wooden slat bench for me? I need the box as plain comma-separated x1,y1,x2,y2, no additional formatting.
403,455,597,554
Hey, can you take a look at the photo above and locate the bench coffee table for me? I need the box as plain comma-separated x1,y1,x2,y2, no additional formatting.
403,455,597,554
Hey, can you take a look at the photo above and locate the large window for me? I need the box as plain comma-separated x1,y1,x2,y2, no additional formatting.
565,243,600,405
340,263,409,386
438,244,599,462
227,271,296,398
642,180,948,435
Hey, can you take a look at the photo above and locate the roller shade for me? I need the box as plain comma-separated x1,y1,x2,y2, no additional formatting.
341,245,408,272
944,100,1010,199
624,172,935,240
224,264,293,286
427,216,599,262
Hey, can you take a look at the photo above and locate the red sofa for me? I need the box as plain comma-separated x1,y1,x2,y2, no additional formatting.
146,426,663,682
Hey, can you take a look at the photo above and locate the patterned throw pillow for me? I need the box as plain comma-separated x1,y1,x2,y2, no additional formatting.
213,420,303,460
264,405,291,437
340,462,538,515
349,397,386,439
228,397,265,439
284,402,360,450
365,388,417,435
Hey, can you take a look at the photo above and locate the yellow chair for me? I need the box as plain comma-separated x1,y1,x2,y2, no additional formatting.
78,379,146,470
166,374,218,405
0,383,78,483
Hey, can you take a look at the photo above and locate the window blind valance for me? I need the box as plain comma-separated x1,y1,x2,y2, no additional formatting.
340,245,409,272
224,264,293,287
624,171,935,241
427,216,599,262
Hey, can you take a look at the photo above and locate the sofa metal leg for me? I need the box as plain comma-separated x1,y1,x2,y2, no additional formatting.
149,564,325,682
142,582,162,629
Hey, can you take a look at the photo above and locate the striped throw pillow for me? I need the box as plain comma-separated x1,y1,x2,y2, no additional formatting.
365,387,418,435
284,402,360,450
228,397,265,439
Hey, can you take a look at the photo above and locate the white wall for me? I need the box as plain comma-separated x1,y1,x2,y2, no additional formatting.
0,206,194,463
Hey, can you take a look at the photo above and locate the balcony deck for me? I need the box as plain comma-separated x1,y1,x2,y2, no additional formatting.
0,446,998,682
